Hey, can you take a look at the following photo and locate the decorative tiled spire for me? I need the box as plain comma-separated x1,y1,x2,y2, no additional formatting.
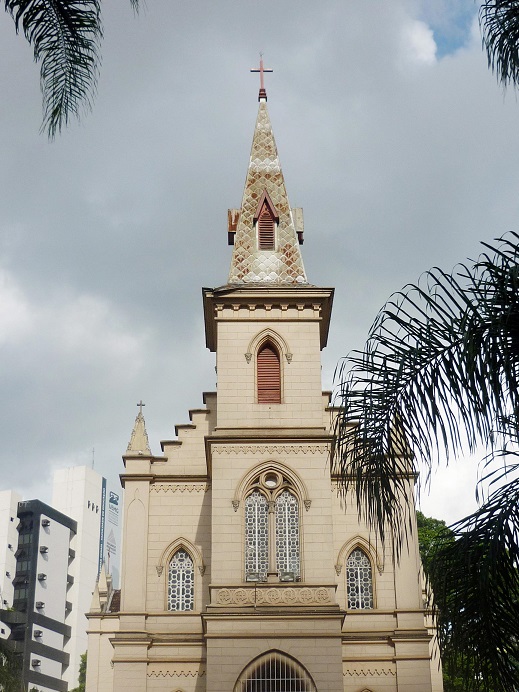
227,98,308,285
126,401,152,455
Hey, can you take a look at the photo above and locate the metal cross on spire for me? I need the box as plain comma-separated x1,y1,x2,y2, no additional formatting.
137,400,145,415
250,54,273,102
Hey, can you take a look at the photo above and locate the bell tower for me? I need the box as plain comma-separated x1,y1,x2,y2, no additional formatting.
201,61,343,692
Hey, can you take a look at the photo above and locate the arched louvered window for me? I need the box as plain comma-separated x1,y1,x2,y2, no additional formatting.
234,651,317,692
168,549,194,611
346,547,373,609
245,490,269,581
257,342,281,404
258,201,276,250
275,490,300,578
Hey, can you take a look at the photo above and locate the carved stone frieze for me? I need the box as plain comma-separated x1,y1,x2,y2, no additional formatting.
151,484,210,493
214,586,333,607
147,668,206,678
343,668,396,677
213,445,329,456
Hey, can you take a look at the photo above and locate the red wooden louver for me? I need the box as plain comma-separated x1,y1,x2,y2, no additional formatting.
257,343,281,403
258,203,275,250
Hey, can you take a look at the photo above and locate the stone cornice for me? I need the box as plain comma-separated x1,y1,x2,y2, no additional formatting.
203,285,334,352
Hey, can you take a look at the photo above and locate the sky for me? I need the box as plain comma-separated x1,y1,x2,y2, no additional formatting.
0,0,517,525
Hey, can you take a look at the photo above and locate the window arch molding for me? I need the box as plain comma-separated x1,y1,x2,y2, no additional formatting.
158,537,205,577
245,328,292,365
233,649,317,692
335,536,382,576
233,460,310,512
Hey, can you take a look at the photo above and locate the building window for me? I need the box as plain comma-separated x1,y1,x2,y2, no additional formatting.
167,549,194,611
234,651,316,692
346,547,373,609
244,472,300,581
257,341,281,403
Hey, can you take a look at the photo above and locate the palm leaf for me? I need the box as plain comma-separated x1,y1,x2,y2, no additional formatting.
4,0,140,137
332,232,519,547
428,472,519,691
480,0,519,87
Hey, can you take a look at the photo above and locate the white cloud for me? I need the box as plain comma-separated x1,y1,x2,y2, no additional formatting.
400,19,437,67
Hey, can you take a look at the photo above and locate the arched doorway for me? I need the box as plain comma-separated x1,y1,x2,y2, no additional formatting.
234,650,317,692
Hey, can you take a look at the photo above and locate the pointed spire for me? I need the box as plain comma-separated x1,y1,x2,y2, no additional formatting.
126,401,152,455
227,100,308,285
90,580,102,612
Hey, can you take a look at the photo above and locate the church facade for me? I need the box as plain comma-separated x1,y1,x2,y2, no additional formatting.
86,76,442,692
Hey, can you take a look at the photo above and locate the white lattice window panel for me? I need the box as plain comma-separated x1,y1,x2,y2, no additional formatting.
168,549,194,611
245,490,268,580
275,490,300,577
234,651,316,692
346,547,373,609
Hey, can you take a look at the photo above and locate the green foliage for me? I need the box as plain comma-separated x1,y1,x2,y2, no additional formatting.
416,511,452,575
70,651,87,692
0,638,22,692
334,233,519,690
3,0,140,137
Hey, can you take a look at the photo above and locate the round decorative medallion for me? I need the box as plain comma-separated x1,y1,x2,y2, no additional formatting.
217,589,232,605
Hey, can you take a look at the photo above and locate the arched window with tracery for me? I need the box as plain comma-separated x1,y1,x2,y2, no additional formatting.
257,341,281,404
234,651,316,692
167,548,194,611
244,471,300,582
346,547,373,609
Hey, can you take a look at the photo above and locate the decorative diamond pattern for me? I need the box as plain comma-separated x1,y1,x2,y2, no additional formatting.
228,102,308,284
346,548,373,609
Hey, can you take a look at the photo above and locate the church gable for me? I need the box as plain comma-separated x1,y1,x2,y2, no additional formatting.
87,70,442,692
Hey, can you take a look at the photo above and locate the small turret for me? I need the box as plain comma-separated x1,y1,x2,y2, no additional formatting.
126,400,152,456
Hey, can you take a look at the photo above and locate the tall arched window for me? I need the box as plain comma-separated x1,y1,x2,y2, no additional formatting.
275,490,300,578
234,651,316,692
257,342,281,404
245,490,269,581
168,549,194,611
346,547,373,609
244,471,300,581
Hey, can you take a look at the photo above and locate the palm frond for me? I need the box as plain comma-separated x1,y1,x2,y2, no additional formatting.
4,0,141,137
332,232,519,546
480,0,519,87
429,474,519,691
5,0,102,137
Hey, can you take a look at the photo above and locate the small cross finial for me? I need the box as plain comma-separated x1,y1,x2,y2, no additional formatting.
250,54,273,102
137,400,145,414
